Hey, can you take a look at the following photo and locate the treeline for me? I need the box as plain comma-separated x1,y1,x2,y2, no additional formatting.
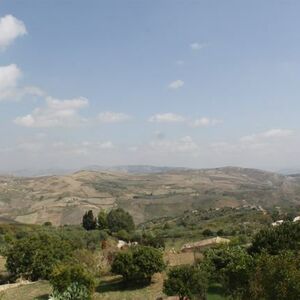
1,208,165,299
163,221,300,300
2,209,300,299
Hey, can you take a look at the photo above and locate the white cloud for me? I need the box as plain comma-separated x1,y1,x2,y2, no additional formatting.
149,113,185,123
98,111,131,123
190,42,207,50
262,129,293,138
168,79,184,90
150,136,199,154
0,15,27,50
240,129,293,142
14,96,89,128
0,64,44,101
97,141,114,149
191,117,222,127
0,64,21,100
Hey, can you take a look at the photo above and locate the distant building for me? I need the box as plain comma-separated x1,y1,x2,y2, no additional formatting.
117,240,138,250
181,236,230,253
117,240,127,249
293,216,300,222
271,220,284,226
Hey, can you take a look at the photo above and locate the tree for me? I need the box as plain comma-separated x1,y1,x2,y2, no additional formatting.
82,210,97,231
163,264,209,300
107,208,135,233
97,210,108,230
205,245,254,299
50,263,95,300
111,246,165,283
6,233,72,280
249,251,300,300
249,222,300,255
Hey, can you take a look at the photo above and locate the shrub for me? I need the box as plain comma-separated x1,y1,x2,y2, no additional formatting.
111,246,165,283
50,264,95,300
205,245,254,298
163,264,209,300
140,233,165,249
249,251,300,300
49,282,91,300
6,233,72,280
107,208,135,233
249,222,300,255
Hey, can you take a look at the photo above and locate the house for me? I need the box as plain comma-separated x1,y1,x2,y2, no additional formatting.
181,236,230,253
117,240,138,250
117,240,127,249
293,216,300,222
271,220,284,226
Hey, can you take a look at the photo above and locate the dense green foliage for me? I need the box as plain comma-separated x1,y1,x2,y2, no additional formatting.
6,233,72,280
50,263,95,300
111,246,165,283
97,210,108,230
107,208,135,233
250,221,300,254
82,210,97,231
163,264,209,300
205,245,254,299
249,251,300,300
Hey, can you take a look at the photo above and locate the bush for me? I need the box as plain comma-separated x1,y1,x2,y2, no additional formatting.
50,264,95,300
249,251,300,300
205,245,254,298
5,233,72,280
140,233,165,249
111,246,165,283
249,222,300,255
49,282,90,300
107,208,135,233
163,264,209,300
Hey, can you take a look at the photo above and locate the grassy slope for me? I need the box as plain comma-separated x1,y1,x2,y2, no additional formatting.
0,277,225,300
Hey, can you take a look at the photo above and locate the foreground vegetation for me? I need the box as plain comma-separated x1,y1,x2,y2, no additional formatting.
0,206,299,299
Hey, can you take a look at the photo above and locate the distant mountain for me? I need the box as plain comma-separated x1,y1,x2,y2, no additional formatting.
0,168,75,177
278,168,300,175
0,166,300,226
84,165,189,174
0,165,188,177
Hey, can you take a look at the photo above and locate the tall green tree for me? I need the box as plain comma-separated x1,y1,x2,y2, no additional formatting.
107,208,135,233
205,245,254,299
82,210,97,231
97,210,108,230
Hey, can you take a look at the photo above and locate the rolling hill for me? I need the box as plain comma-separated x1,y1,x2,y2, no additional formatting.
0,167,299,225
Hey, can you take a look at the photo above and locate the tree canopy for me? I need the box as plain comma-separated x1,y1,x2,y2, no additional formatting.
107,208,135,233
111,246,165,283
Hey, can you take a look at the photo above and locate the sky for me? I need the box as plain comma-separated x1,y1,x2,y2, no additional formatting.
0,0,300,172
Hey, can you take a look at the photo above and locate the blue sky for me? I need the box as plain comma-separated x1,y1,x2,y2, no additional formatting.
0,0,299,171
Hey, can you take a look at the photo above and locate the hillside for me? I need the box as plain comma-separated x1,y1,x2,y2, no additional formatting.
0,167,299,225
